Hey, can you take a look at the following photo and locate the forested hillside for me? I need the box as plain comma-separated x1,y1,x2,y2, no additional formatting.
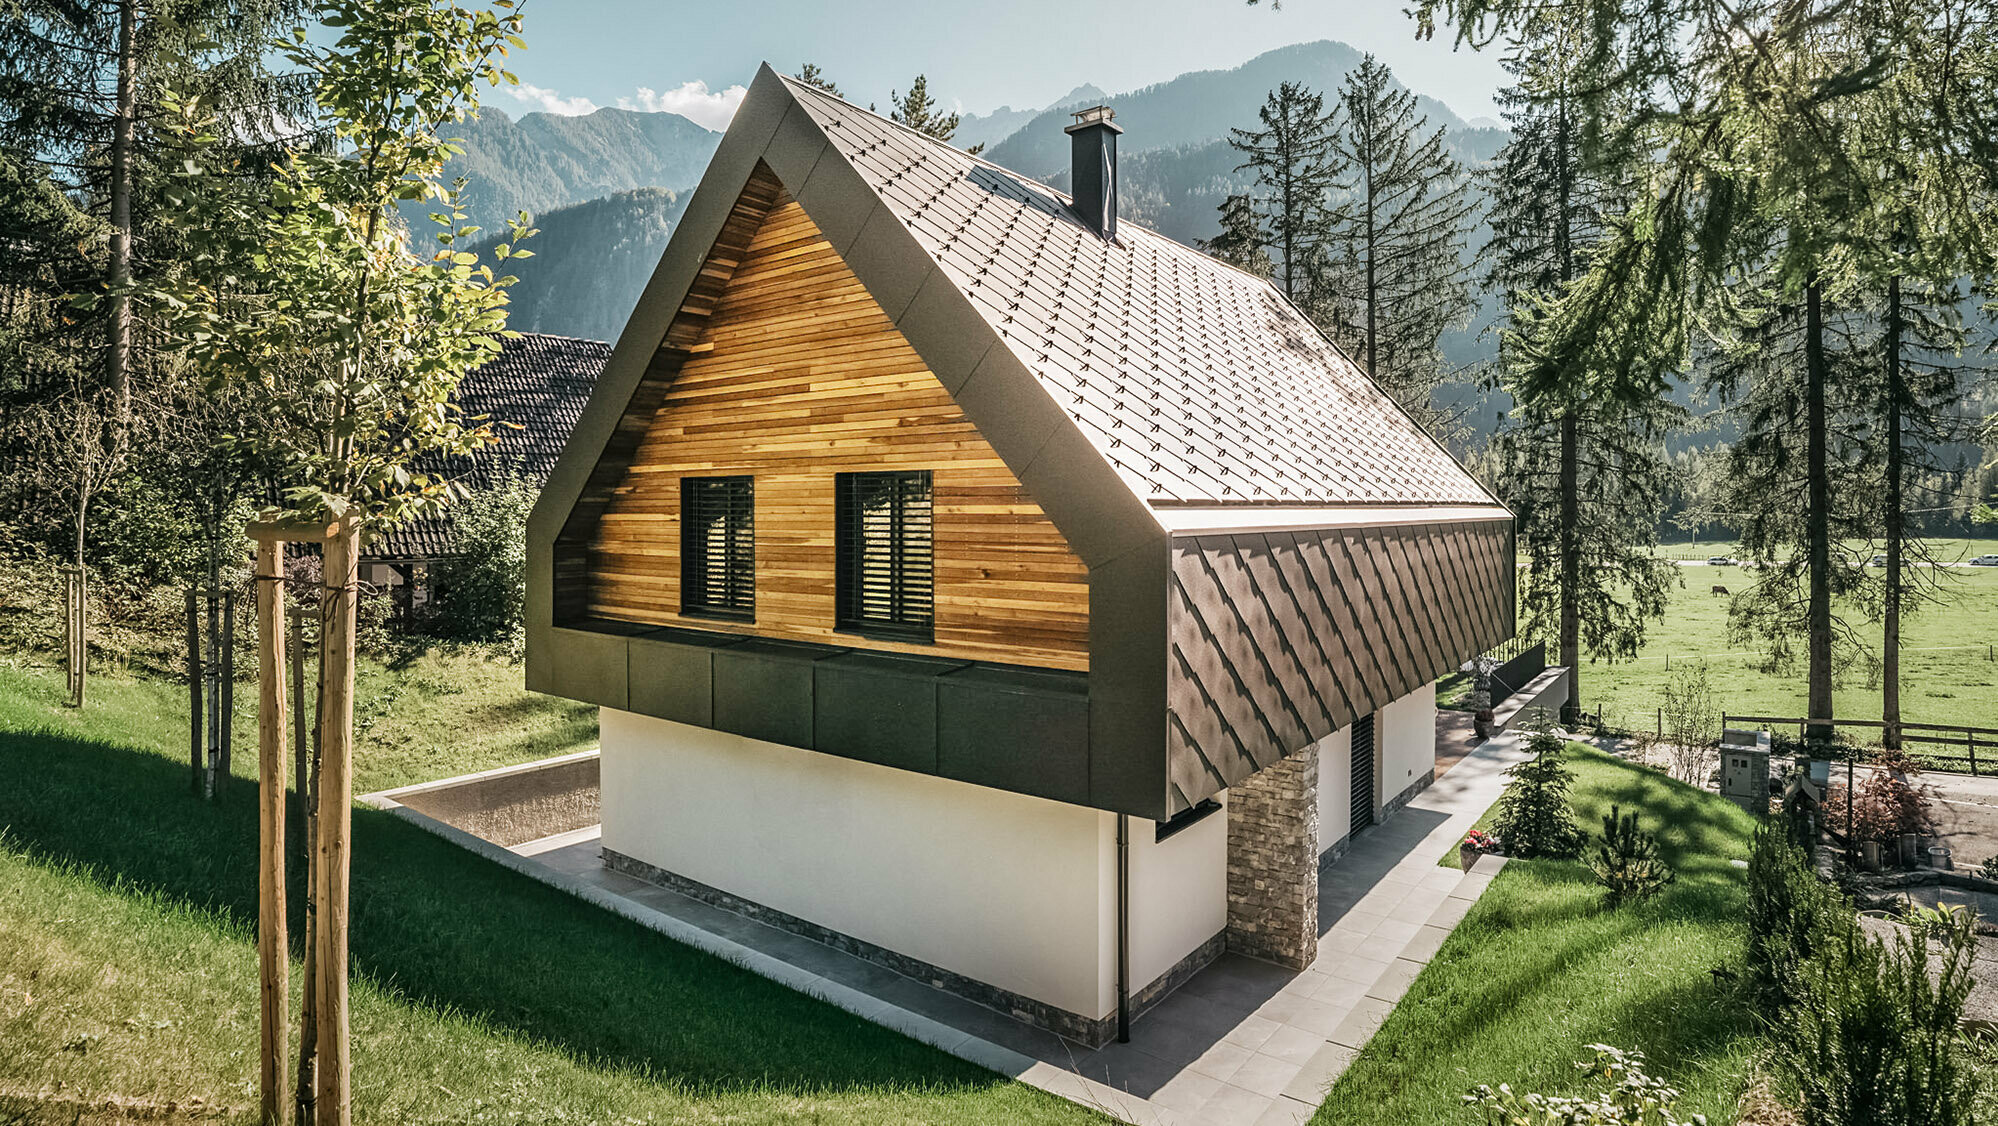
476,188,690,342
407,106,718,239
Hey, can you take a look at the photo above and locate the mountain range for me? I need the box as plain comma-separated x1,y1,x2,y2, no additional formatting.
464,41,1512,426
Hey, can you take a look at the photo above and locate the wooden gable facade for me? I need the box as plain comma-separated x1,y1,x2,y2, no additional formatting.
568,165,1089,671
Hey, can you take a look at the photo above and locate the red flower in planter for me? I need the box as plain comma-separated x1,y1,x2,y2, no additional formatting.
1463,829,1499,853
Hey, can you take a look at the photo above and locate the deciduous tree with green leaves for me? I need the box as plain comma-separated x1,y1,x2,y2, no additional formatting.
144,2,531,1119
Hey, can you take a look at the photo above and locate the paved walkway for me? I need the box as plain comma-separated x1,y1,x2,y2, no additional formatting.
368,732,1532,1126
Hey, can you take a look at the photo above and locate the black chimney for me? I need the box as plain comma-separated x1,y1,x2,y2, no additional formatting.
1065,105,1121,240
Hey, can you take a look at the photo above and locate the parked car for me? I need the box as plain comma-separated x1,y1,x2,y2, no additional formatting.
1870,553,1888,567
1706,556,1739,567
1975,554,1998,566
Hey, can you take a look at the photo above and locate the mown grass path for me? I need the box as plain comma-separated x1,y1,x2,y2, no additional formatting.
0,663,1107,1125
1317,744,1763,1125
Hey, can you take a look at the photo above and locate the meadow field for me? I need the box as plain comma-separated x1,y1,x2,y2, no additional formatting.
1575,538,1998,733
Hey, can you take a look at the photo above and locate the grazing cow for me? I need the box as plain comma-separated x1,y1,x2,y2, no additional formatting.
1712,585,1730,596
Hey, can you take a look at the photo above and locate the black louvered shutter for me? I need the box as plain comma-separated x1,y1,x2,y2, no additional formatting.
1350,713,1375,831
680,476,754,620
835,471,933,640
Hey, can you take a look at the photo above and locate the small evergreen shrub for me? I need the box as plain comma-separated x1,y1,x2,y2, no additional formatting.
1490,731,1586,858
1745,822,1848,1003
1979,854,1998,882
1465,1044,1707,1125
1591,805,1674,907
1777,914,1979,1126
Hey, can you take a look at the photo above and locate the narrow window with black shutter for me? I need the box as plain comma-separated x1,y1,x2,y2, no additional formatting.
835,471,933,641
680,475,754,620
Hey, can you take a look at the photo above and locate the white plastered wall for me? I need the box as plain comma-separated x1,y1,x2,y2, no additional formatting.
599,709,1231,1024
1314,681,1439,853
1111,799,1228,1016
598,708,1110,1017
1313,725,1353,855
1380,682,1438,799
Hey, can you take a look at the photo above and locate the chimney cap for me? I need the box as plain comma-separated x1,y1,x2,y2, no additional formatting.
1065,105,1122,134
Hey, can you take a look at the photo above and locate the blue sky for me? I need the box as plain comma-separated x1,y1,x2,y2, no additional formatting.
496,0,1511,131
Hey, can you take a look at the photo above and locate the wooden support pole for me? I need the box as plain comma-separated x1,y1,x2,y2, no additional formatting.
221,589,236,792
254,540,289,1125
314,521,357,1126
187,588,203,795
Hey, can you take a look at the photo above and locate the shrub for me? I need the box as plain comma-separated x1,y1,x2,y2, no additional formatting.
430,475,534,650
1465,1044,1707,1125
1660,663,1720,785
1979,855,1998,882
1776,913,1979,1126
1491,731,1587,859
1821,751,1936,851
1745,822,1849,1003
1591,805,1674,907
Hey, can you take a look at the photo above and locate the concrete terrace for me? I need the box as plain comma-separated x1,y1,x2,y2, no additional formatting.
366,731,1533,1126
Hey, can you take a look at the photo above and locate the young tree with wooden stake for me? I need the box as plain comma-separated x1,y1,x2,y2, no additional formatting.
143,2,531,1120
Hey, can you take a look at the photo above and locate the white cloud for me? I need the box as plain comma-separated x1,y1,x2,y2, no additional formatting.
615,80,746,132
502,82,600,116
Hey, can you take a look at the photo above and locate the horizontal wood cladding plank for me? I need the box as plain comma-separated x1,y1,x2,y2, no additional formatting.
572,188,1090,670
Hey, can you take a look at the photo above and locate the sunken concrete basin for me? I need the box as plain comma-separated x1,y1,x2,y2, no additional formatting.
366,750,600,848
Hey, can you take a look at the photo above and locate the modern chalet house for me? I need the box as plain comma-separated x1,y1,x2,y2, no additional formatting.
525,65,1513,1046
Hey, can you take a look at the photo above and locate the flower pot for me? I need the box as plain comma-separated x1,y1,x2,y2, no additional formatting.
1460,843,1481,871
1474,709,1494,738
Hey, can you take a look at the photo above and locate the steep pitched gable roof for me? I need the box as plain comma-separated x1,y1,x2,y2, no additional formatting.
776,75,1494,509
368,332,609,561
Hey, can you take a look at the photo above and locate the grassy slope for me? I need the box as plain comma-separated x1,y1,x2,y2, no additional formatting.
0,648,598,794
1582,566,1998,732
0,665,1105,1125
1323,744,1761,1126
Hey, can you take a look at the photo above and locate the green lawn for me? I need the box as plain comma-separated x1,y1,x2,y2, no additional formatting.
0,646,598,794
1323,743,1762,1125
1581,563,1998,733
0,659,1104,1125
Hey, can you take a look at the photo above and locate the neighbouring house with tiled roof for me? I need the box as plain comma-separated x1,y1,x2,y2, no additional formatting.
358,332,608,611
525,66,1514,1046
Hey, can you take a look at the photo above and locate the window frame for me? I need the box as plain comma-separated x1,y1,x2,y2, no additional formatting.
833,470,935,643
678,474,756,622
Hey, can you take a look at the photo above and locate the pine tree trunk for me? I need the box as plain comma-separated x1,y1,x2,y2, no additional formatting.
1883,274,1903,751
106,0,138,449
1559,408,1580,722
1804,278,1835,745
1553,97,1578,723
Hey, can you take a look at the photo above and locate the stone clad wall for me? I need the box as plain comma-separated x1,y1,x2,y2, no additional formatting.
1224,746,1319,970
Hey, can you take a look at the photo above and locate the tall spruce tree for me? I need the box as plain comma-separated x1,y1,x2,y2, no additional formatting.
1484,11,1676,719
1413,0,1998,743
1707,263,1878,699
0,0,309,449
1868,271,1970,746
1198,194,1274,280
793,63,841,97
1227,81,1338,304
888,74,979,153
1321,55,1474,423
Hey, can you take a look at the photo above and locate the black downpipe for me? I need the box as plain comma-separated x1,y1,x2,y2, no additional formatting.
1116,813,1131,1043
